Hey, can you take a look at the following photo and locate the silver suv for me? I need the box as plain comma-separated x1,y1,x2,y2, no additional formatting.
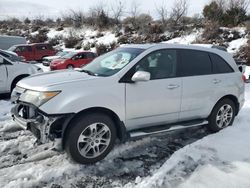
11,44,245,164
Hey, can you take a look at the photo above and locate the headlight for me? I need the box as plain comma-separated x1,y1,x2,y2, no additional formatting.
19,90,60,107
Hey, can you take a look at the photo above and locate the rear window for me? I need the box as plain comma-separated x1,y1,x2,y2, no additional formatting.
180,49,212,76
210,53,234,73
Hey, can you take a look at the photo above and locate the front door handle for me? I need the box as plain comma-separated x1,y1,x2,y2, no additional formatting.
167,84,180,89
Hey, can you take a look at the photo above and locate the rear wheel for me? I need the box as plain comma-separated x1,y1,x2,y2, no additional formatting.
67,64,74,69
65,113,117,164
207,99,235,132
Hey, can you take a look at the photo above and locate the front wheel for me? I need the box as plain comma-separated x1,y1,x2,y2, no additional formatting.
207,99,236,132
65,113,117,164
67,64,74,69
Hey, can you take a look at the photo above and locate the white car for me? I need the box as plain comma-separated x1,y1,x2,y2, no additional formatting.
11,44,245,164
0,55,42,94
42,51,72,66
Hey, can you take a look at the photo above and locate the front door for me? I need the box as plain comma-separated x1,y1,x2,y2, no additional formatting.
125,49,182,130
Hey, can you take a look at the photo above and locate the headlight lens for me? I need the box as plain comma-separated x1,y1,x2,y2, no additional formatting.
19,90,60,107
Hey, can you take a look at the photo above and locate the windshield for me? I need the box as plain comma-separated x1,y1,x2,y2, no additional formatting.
61,51,78,59
81,47,144,76
56,51,70,57
8,46,16,52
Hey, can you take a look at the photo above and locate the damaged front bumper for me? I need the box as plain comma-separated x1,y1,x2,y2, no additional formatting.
11,102,73,144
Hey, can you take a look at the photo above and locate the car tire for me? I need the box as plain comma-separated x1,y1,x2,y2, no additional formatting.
207,99,236,132
67,64,74,69
65,113,117,164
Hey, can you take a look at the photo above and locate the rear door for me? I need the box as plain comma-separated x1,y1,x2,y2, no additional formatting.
179,49,214,121
35,44,49,60
125,49,182,130
0,56,7,92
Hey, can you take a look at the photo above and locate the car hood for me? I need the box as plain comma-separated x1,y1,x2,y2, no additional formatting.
17,70,98,90
44,56,60,60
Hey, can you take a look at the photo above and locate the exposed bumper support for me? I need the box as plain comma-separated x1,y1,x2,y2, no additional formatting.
11,103,71,144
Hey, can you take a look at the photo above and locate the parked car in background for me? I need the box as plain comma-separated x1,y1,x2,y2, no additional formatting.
8,43,57,62
11,44,244,164
42,50,72,66
50,51,97,70
0,49,25,62
0,55,42,94
0,35,26,50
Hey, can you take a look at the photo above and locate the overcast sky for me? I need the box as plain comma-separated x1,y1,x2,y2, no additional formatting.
0,0,216,20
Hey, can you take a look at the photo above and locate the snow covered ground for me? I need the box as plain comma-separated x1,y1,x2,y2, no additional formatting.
0,85,250,188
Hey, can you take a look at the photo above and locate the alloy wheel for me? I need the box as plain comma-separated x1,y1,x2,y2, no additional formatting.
77,123,111,158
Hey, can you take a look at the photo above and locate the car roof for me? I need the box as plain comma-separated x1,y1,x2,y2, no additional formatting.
13,43,51,47
121,43,225,52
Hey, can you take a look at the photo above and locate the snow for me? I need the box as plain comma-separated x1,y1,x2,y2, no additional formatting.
227,37,248,54
162,30,202,45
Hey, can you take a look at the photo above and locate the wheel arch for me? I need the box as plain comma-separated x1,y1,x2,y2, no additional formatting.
211,95,239,116
61,107,128,149
10,74,30,91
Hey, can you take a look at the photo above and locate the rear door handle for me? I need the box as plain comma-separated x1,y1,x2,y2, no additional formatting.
167,84,180,89
213,79,221,84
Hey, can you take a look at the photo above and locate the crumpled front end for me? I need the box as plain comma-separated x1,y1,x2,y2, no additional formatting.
11,87,74,144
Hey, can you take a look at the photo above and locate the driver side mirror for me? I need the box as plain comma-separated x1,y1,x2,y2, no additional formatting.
132,71,151,82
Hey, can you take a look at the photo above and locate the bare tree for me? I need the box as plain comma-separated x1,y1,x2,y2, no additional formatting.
130,0,141,19
155,0,168,25
111,0,125,23
170,0,188,25
69,9,85,27
228,0,250,11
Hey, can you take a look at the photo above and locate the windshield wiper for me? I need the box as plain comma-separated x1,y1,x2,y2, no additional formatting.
80,69,97,76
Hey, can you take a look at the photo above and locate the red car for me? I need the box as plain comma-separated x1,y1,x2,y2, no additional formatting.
8,43,57,61
50,51,97,70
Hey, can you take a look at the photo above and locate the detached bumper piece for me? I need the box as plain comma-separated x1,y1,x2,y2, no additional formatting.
11,103,61,144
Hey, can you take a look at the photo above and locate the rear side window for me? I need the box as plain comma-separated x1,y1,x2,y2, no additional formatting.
36,45,48,51
180,49,212,76
86,52,95,58
210,53,234,73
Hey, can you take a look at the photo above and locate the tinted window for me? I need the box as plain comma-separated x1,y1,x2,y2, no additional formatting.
210,53,234,73
36,45,47,51
180,50,212,76
134,49,177,80
74,53,86,59
86,52,95,58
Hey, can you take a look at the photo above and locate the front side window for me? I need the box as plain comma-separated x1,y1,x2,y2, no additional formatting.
82,47,144,76
134,49,177,80
180,49,212,76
